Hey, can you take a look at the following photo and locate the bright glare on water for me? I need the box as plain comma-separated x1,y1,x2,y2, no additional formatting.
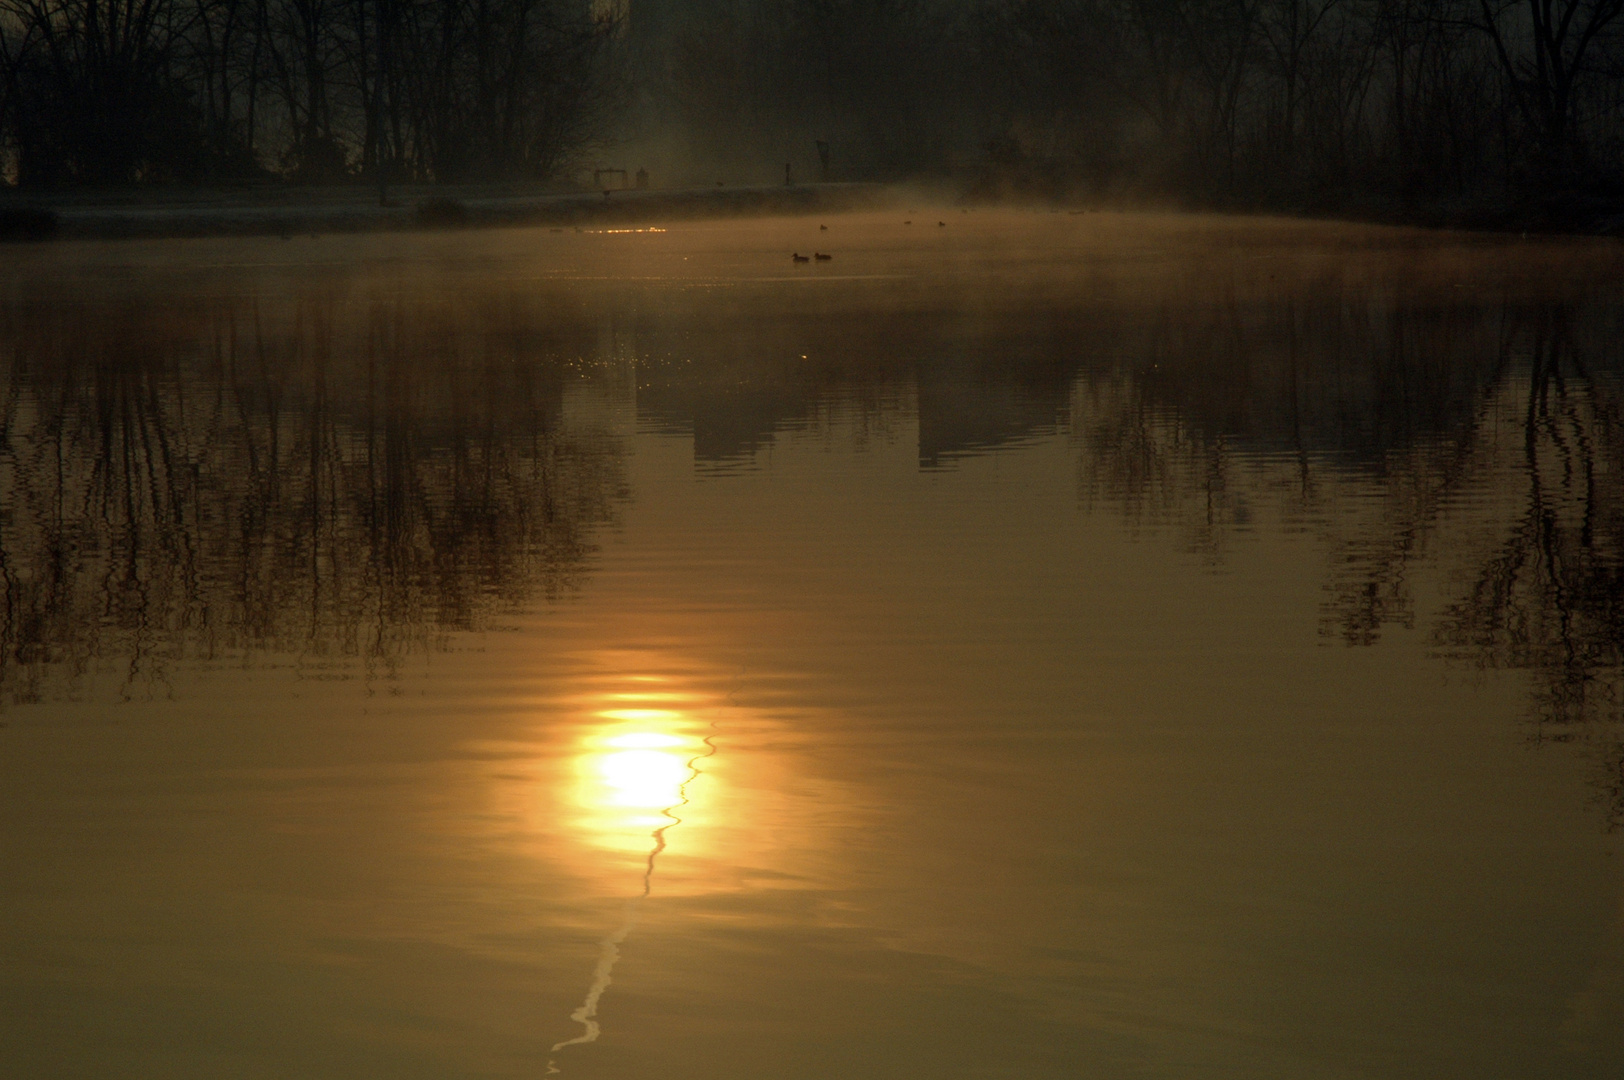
3,211,1624,1079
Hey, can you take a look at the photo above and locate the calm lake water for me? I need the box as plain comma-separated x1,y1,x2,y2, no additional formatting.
4,210,1624,1079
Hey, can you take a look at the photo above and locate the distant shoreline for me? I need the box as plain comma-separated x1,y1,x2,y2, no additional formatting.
2,180,1622,243
0,181,898,242
1274,190,1624,240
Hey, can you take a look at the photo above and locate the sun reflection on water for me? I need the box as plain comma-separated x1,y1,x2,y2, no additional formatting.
506,658,854,1072
550,681,718,1070
572,703,710,851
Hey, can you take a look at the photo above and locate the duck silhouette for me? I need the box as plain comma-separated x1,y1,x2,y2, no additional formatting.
819,224,828,230
814,252,832,261
791,252,810,263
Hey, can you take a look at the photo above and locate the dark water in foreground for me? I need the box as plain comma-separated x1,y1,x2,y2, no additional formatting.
4,211,1624,1079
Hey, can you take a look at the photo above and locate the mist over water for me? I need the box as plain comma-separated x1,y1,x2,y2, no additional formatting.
4,212,1624,1078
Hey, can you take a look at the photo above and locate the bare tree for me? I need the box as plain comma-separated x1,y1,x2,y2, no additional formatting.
1,0,200,180
1466,0,1624,178
1258,0,1342,154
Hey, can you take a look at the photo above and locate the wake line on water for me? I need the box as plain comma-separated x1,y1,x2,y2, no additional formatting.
546,724,721,1075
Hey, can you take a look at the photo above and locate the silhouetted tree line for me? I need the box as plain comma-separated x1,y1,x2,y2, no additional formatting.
5,0,1622,198
651,0,1624,202
969,0,1624,202
0,0,618,183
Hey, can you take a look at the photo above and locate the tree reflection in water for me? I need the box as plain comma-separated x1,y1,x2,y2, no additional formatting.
1433,306,1624,823
0,294,628,703
6,239,1624,825
1073,289,1624,824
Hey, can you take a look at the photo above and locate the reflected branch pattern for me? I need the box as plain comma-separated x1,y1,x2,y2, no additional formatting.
6,237,1624,827
0,294,628,703
1434,307,1624,824
1073,282,1502,576
1070,288,1624,825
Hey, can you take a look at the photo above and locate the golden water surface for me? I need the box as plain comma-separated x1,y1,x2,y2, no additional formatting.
3,211,1624,1078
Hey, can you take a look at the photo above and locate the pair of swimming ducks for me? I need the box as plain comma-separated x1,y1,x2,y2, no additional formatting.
791,252,832,263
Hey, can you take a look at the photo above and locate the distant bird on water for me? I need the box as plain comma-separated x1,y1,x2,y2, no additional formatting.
820,224,828,230
791,252,810,263
814,252,832,261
